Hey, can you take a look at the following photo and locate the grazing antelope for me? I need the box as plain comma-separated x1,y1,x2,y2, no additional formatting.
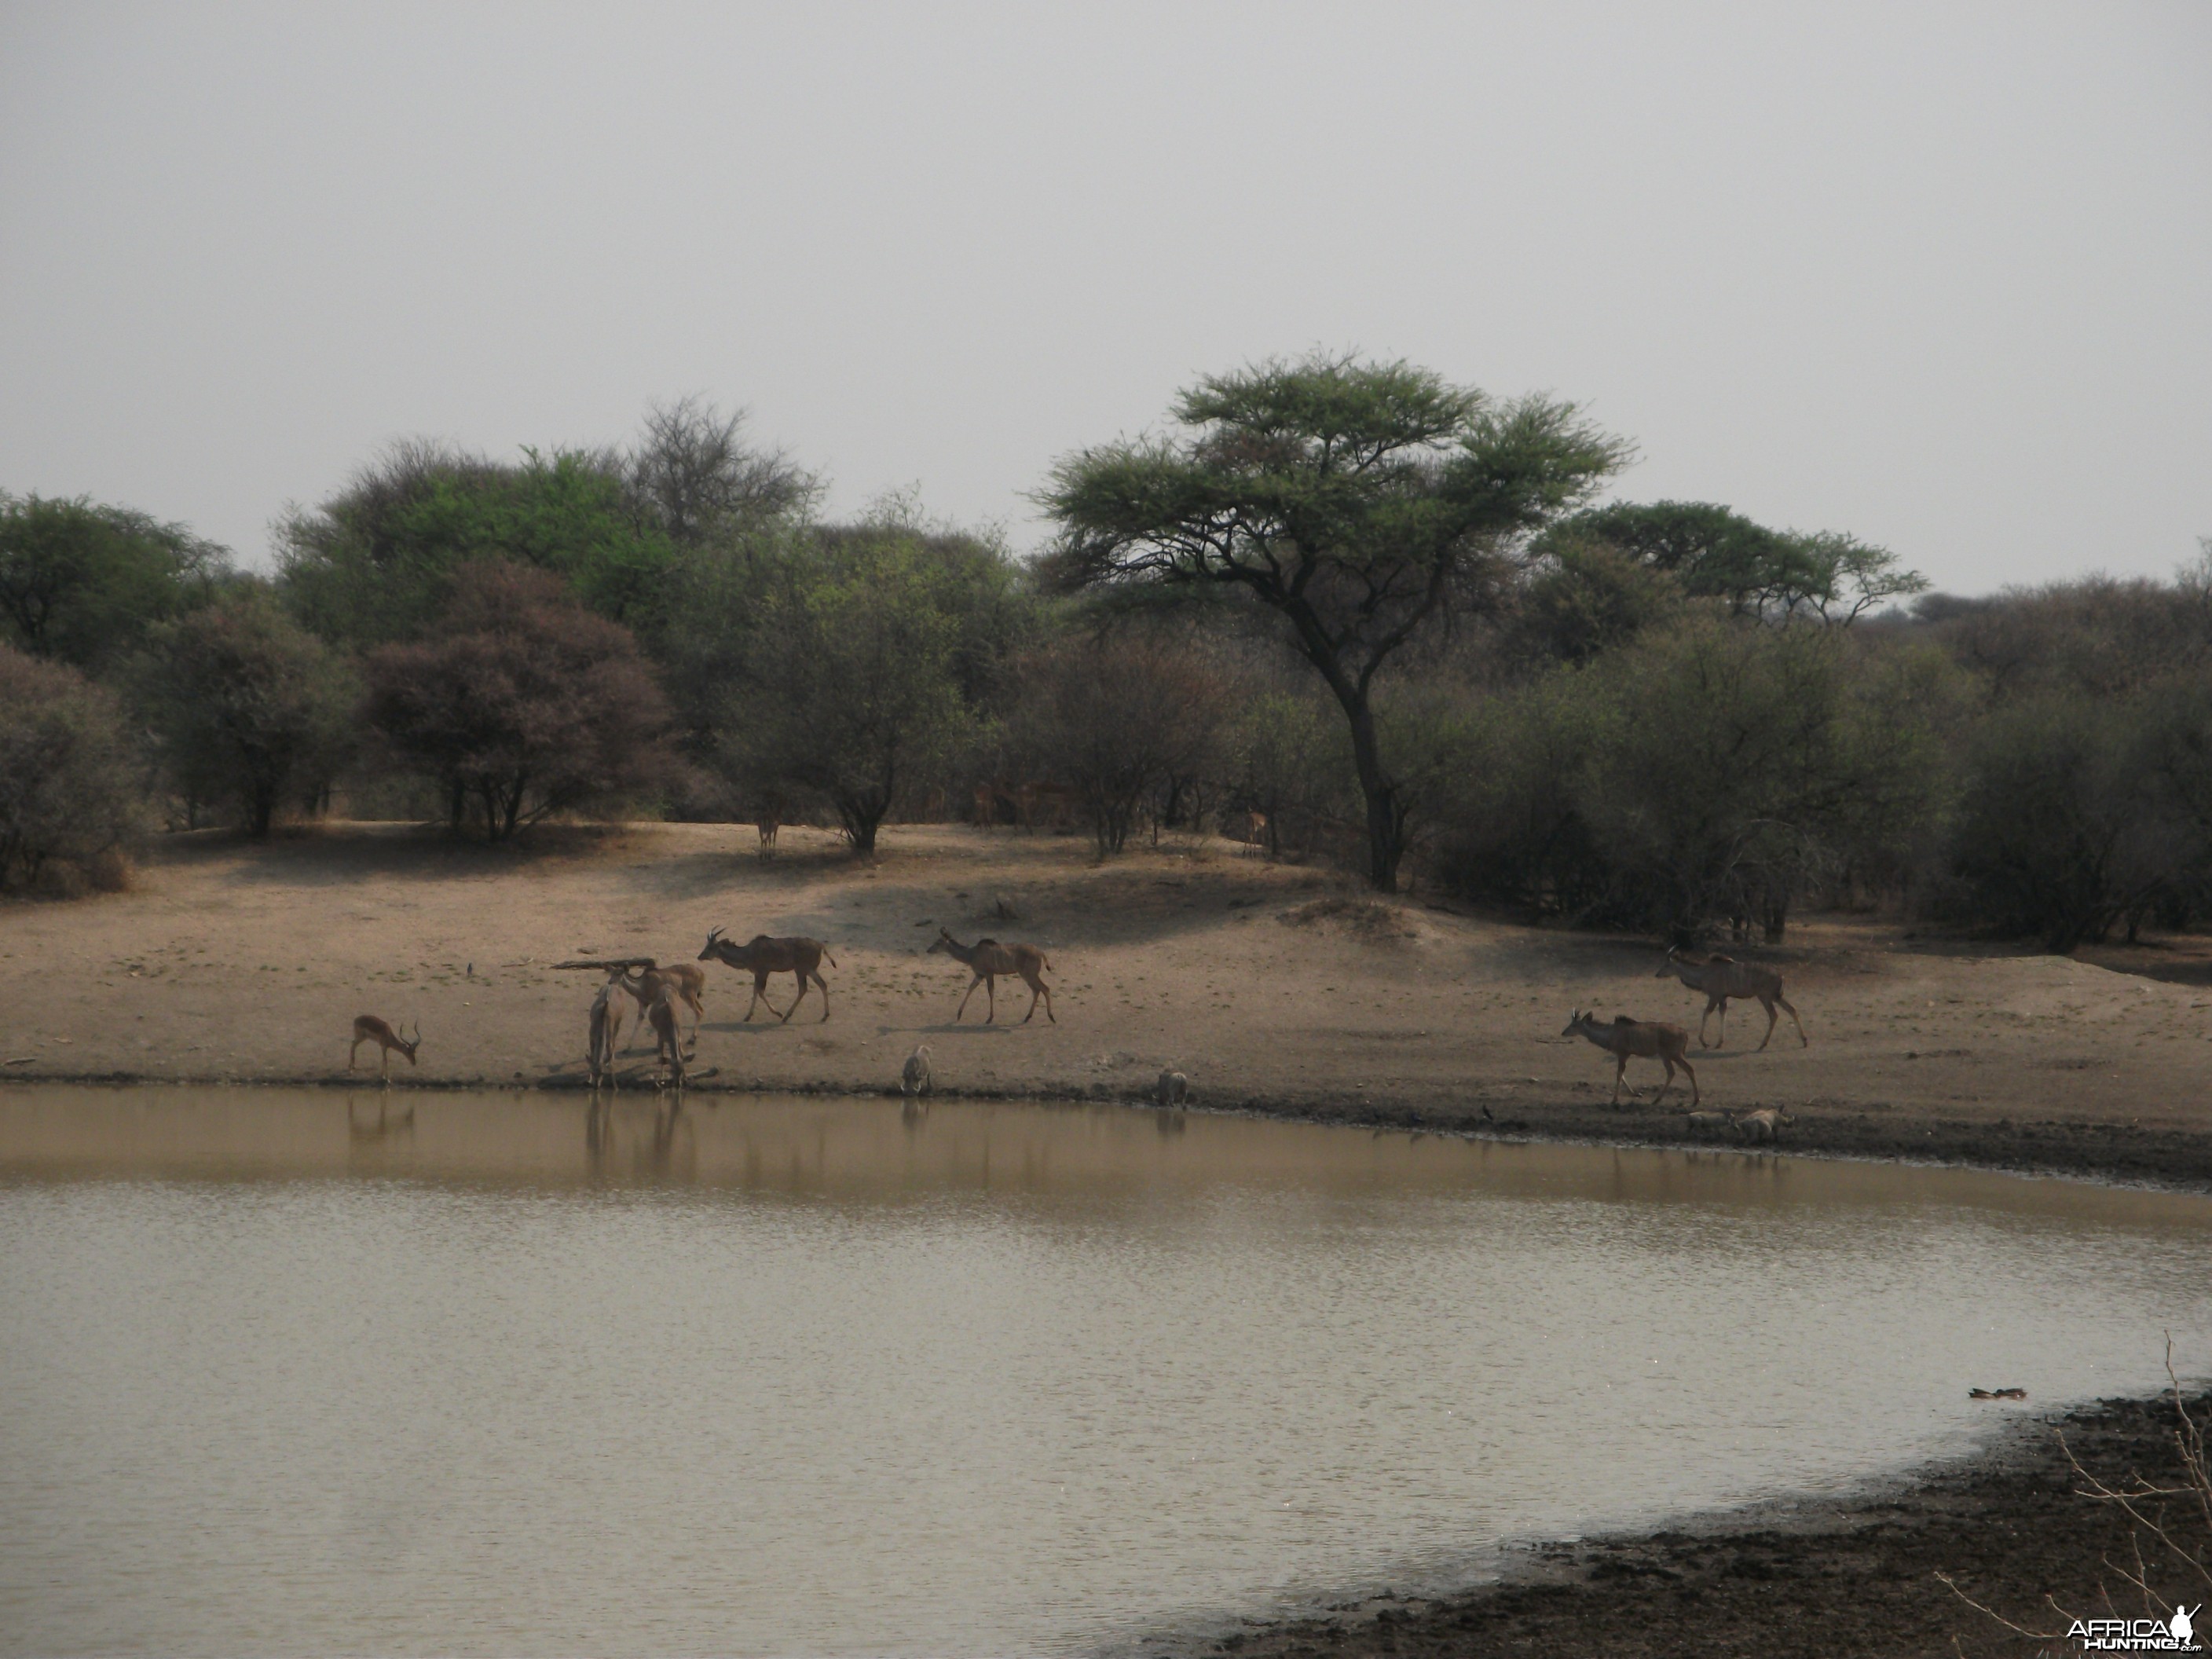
901,1044,933,1098
1156,1069,1188,1107
618,962,705,1046
647,987,687,1086
926,928,1056,1024
1561,1010,1698,1107
1221,809,1268,856
587,980,624,1087
1734,1107,1794,1144
698,927,836,1022
1656,947,1807,1050
350,1014,420,1081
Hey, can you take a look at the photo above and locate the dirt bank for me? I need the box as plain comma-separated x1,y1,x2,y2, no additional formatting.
1172,1387,2212,1659
3,820,2211,1187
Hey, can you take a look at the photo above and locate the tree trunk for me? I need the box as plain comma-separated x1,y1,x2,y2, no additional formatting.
1342,696,1402,892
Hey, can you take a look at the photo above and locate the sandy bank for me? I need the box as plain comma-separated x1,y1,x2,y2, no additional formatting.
4,820,2210,1188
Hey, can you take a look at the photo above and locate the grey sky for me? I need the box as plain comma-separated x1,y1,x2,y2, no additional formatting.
3,1,2207,594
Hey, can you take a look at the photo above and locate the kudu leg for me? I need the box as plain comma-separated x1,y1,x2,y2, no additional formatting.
1756,998,1779,1051
1778,994,1807,1047
954,976,983,1022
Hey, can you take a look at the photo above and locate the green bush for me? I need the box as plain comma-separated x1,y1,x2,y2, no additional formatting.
0,643,141,889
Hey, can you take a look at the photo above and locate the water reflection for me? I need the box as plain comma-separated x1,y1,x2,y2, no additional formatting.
0,1086,2207,1659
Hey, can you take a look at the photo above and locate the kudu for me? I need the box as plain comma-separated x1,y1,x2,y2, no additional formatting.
586,980,625,1087
1656,947,1807,1050
698,927,836,1022
647,987,688,1086
925,928,1055,1024
350,1014,420,1082
1561,1010,1698,1107
618,962,705,1048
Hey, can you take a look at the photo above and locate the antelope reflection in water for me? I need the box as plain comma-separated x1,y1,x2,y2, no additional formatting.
345,1093,416,1152
584,1093,694,1179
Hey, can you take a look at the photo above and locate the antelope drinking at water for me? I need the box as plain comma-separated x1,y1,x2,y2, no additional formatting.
350,1015,420,1082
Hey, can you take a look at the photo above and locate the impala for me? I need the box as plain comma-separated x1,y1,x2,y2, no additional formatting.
350,1014,420,1082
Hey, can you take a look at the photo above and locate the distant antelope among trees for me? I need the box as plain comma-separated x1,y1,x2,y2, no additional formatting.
698,927,836,1022
926,928,1056,1024
350,1014,420,1082
1656,947,1807,1050
756,811,780,852
1561,1010,1698,1107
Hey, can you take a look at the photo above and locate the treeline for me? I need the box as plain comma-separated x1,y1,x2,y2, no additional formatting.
5,362,2210,956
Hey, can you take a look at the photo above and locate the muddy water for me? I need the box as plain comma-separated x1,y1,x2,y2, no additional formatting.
1,1087,2207,1657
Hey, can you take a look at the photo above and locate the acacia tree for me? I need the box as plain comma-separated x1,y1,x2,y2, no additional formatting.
1539,500,1927,624
1040,354,1627,890
364,561,679,840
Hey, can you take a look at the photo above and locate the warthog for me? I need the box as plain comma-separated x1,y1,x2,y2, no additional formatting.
901,1044,933,1098
1735,1107,1796,1144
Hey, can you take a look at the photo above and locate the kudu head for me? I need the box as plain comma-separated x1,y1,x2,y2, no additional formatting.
925,928,955,956
699,926,727,962
1562,1009,1589,1038
1655,946,1684,978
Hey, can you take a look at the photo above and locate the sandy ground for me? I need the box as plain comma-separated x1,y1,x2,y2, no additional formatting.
4,819,2211,1183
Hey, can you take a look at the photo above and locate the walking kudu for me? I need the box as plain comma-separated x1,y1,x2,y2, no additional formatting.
1656,947,1807,1050
698,927,836,1022
926,928,1056,1024
1561,1010,1698,1106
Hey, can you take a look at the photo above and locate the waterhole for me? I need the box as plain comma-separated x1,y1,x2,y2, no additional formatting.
2,1086,2207,1656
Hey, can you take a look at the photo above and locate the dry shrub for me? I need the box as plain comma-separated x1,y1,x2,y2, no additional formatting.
1279,895,1416,939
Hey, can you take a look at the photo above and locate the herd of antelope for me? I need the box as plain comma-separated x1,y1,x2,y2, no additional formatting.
1561,946,1808,1141
347,899,1806,1145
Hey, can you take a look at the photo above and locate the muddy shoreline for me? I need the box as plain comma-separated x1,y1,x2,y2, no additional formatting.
1161,1387,2212,1659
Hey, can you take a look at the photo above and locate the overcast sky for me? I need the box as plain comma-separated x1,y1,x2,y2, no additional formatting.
2,2,2207,594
